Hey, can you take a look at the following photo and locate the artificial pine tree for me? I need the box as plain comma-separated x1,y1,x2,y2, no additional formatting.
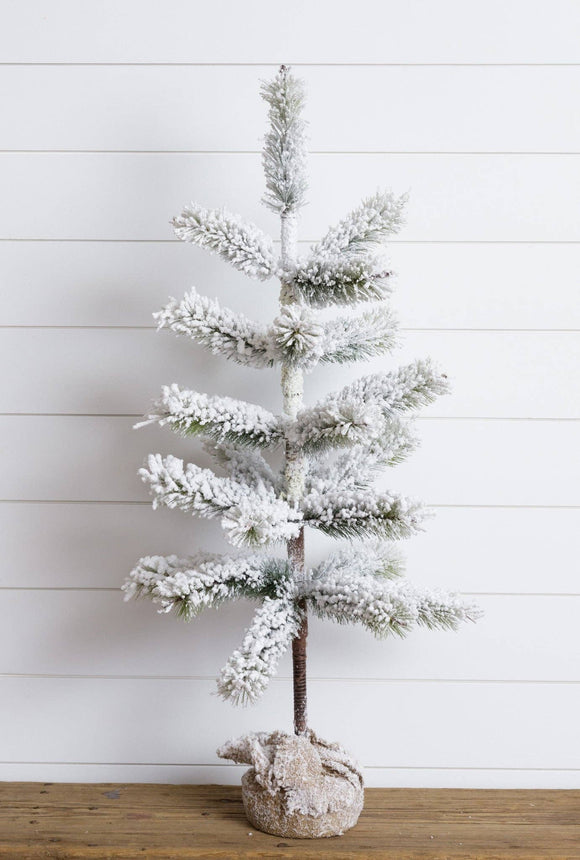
123,66,479,838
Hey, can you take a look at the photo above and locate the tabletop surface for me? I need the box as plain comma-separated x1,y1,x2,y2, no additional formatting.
1,782,579,859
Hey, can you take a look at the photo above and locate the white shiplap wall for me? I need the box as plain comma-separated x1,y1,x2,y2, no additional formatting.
2,0,579,788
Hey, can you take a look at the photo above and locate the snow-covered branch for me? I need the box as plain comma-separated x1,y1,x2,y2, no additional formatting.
122,552,273,617
290,357,445,454
320,307,398,364
137,384,284,449
155,289,397,373
324,360,449,417
154,288,274,369
203,440,280,491
140,454,302,547
312,190,407,258
307,419,418,489
261,65,308,216
218,595,303,705
292,360,448,450
172,204,276,280
273,303,398,368
284,190,407,308
302,486,426,540
305,573,479,638
289,399,384,453
289,254,393,307
311,543,404,583
270,304,325,369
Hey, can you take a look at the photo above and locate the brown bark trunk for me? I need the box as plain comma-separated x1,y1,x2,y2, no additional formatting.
292,599,308,735
280,213,307,737
288,528,308,735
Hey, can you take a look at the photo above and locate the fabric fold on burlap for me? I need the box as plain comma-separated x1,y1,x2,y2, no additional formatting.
218,728,363,818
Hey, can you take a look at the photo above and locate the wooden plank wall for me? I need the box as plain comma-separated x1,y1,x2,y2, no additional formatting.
1,0,579,788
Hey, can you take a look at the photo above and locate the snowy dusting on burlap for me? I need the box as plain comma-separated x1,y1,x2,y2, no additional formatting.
218,729,364,838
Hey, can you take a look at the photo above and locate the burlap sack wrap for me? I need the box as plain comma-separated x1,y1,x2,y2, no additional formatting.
217,729,364,838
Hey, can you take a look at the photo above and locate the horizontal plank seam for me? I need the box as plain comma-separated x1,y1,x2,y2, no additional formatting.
2,238,579,245
7,150,580,157
2,62,580,68
2,326,579,333
1,588,576,596
3,150,580,156
0,760,579,772
1,674,579,685
0,501,577,509
1,415,579,423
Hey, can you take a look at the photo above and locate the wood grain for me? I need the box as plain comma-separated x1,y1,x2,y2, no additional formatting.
0,783,578,858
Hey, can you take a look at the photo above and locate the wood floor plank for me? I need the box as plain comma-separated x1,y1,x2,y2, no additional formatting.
0,783,578,859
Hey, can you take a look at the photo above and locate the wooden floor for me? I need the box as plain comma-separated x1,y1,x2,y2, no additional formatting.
0,783,578,859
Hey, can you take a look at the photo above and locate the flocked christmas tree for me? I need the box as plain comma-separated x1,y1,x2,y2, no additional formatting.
123,67,478,837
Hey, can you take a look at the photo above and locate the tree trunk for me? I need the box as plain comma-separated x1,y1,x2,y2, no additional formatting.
292,597,308,735
280,213,308,736
288,528,307,735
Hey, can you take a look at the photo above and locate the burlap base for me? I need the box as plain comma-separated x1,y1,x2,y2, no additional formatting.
217,728,364,839
241,769,363,838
